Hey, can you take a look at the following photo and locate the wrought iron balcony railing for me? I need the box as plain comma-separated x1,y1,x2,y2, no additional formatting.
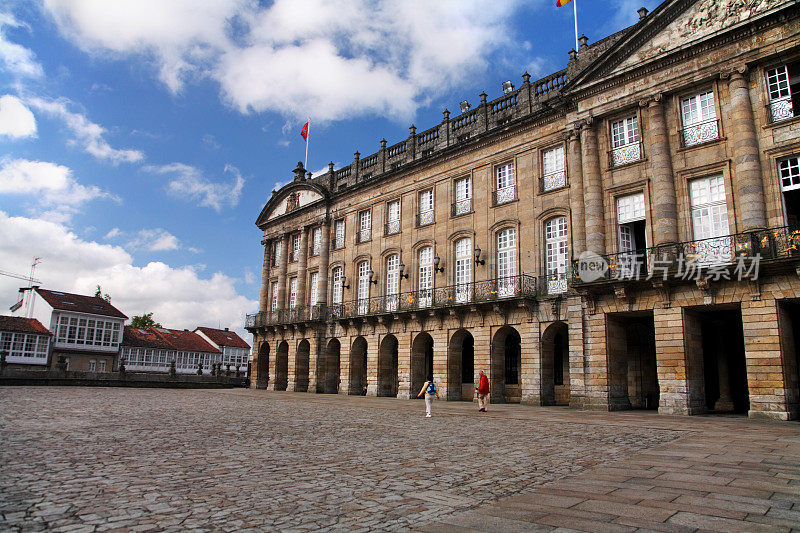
609,141,643,167
384,221,400,236
492,186,516,206
451,199,472,217
681,118,719,147
539,171,566,193
571,226,800,284
768,97,795,123
416,210,434,227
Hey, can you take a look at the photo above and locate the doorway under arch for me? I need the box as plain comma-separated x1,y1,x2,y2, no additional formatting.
378,334,399,397
275,340,289,391
323,338,341,394
411,332,434,399
295,339,310,392
541,322,569,406
256,341,270,389
447,329,475,401
491,326,521,403
349,336,368,395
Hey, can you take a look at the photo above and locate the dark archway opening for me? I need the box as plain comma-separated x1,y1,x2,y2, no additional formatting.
275,341,289,391
349,336,368,395
378,334,399,397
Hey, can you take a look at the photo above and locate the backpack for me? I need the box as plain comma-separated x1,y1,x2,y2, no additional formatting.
427,382,436,395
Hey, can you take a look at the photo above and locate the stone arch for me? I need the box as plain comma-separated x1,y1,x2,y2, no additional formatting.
275,340,289,391
541,321,569,406
491,326,521,403
447,329,475,401
378,334,399,397
256,341,270,389
349,336,368,395
411,332,434,399
323,338,341,394
295,339,310,392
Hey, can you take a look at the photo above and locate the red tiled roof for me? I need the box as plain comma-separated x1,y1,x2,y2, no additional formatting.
122,326,173,350
35,289,128,319
151,328,220,354
0,315,51,336
194,327,251,349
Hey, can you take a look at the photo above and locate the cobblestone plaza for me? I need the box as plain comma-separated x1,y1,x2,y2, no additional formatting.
1,387,799,531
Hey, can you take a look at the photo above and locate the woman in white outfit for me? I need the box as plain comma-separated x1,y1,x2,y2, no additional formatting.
417,377,440,417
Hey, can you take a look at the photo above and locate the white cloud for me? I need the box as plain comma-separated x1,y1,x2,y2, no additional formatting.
105,227,121,239
145,163,244,212
41,0,530,123
0,158,117,220
0,12,43,78
0,95,36,138
26,96,144,164
127,228,180,252
0,212,257,337
244,267,255,284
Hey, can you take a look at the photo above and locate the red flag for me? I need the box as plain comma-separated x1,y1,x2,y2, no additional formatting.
300,122,309,141
556,0,572,5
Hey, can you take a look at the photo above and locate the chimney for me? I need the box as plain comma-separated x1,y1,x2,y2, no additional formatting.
578,35,589,50
224,327,229,331
638,7,648,20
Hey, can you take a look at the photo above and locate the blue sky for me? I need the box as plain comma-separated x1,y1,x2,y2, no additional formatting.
0,0,657,337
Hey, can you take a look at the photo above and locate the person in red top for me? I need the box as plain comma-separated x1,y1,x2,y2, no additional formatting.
476,370,490,412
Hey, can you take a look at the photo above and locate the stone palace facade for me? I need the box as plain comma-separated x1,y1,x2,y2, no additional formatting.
246,0,800,420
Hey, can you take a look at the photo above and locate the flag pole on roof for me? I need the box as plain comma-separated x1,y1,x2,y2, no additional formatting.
300,119,310,171
556,0,579,52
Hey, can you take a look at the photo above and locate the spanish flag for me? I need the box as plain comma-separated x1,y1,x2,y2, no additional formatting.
556,0,572,5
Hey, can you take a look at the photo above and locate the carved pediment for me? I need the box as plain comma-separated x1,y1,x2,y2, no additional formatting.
266,189,323,221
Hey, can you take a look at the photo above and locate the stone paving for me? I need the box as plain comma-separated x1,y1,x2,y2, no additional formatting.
0,387,798,532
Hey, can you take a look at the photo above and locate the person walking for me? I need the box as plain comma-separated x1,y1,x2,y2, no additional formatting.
476,369,489,412
417,377,440,418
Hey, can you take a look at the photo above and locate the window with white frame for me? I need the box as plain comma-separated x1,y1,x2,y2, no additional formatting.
542,146,566,191
271,281,278,311
357,261,370,314
778,156,800,231
334,219,345,249
309,272,319,307
332,267,344,306
765,62,799,122
99,360,106,372
610,116,641,166
312,227,321,256
289,277,298,308
55,314,121,349
418,189,434,225
291,233,301,262
0,331,49,364
455,237,472,303
386,254,400,311
272,241,282,266
616,193,647,278
496,228,517,297
386,199,401,235
89,359,96,372
495,162,515,204
418,246,433,308
690,175,731,264
545,217,569,294
454,177,471,215
681,91,718,146
358,210,371,242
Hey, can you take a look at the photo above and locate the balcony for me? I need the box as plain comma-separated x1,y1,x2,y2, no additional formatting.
356,229,371,244
681,118,719,147
768,97,795,123
246,275,538,329
492,186,516,206
609,142,643,167
451,199,472,217
384,220,400,236
571,226,800,286
540,171,566,193
416,210,434,227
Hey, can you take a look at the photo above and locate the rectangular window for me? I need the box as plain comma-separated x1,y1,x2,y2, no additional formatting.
386,199,401,235
610,116,642,166
690,175,731,264
386,254,399,311
496,228,517,297
309,272,319,307
418,247,433,308
455,238,472,303
289,277,297,308
358,210,371,243
778,156,800,231
681,91,718,146
334,219,345,249
272,241,282,266
332,267,343,306
271,281,278,311
291,234,301,262
765,62,799,122
88,359,96,371
542,146,566,191
99,360,106,372
453,177,471,215
545,217,569,294
616,193,648,278
357,261,370,314
312,227,321,256
418,189,434,225
495,162,515,204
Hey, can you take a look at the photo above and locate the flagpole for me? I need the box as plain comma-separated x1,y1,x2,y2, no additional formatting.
304,118,310,171
573,0,579,52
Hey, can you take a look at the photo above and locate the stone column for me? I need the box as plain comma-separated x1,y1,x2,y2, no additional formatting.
296,227,309,309
276,233,290,310
566,128,586,254
580,120,606,255
727,67,767,230
645,95,679,245
318,220,331,307
258,238,272,312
